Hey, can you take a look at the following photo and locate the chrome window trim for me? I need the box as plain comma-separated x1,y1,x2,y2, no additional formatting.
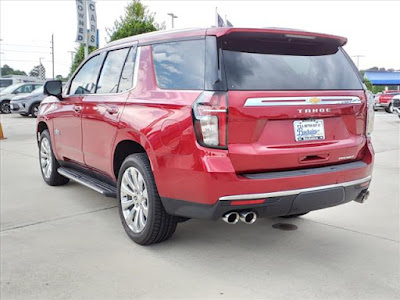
132,46,141,89
219,176,371,201
244,96,361,107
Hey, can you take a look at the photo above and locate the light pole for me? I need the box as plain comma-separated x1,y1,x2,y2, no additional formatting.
68,51,76,65
352,55,365,69
0,39,3,77
167,13,178,29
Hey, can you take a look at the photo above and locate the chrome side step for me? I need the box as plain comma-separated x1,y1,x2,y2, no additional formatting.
57,167,117,198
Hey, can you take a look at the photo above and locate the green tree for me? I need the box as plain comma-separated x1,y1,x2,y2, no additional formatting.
69,44,97,77
69,0,162,77
1,64,27,76
106,0,164,42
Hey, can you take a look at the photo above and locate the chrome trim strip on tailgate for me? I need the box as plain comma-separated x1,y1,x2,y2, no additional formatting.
219,176,372,201
244,96,361,107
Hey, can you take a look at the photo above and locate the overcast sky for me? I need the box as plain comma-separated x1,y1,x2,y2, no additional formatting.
0,0,399,77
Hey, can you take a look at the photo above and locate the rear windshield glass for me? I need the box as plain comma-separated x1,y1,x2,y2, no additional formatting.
223,48,363,90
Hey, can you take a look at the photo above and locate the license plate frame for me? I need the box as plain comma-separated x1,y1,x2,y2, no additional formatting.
293,119,325,142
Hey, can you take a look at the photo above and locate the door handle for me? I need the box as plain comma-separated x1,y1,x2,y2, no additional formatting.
73,105,83,112
106,107,119,114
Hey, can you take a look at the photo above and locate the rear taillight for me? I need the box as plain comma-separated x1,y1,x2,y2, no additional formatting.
192,91,228,149
366,91,375,136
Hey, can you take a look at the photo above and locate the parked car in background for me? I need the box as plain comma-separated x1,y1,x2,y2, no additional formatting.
374,90,400,113
0,76,44,92
0,83,43,113
10,86,45,117
37,27,374,245
392,94,400,118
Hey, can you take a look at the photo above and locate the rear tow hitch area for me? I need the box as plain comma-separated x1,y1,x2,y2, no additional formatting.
354,190,370,204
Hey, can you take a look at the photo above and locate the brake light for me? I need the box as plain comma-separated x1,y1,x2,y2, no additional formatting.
192,91,228,148
366,91,375,136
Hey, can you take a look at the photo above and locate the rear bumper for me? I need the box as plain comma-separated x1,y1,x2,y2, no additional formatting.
161,176,371,219
158,139,374,219
374,102,389,108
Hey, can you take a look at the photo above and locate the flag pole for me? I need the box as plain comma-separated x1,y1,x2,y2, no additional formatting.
215,7,218,27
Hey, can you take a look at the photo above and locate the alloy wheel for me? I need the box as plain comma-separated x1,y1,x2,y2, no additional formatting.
120,167,149,233
40,137,52,179
33,106,39,117
1,102,11,114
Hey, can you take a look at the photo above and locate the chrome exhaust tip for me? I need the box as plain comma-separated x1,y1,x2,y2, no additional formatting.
354,190,370,204
239,211,257,224
222,212,240,224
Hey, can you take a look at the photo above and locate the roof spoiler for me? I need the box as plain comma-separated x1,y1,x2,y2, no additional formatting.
206,27,347,47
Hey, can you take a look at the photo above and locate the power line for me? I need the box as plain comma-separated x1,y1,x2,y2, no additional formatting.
1,43,49,48
0,49,50,54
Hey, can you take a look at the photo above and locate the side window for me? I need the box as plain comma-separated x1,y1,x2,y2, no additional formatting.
15,85,32,93
118,46,137,93
34,84,42,90
96,48,130,94
69,54,103,95
152,40,205,90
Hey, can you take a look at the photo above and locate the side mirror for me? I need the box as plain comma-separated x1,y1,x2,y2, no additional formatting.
44,80,63,99
13,90,20,94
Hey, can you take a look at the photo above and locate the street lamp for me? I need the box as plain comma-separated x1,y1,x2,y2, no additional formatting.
352,55,365,69
167,13,178,29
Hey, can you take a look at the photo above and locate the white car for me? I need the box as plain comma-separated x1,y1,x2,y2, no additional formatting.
392,94,400,118
0,83,43,113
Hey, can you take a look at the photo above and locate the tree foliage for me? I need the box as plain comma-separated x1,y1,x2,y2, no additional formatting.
69,44,97,77
1,64,27,76
106,0,164,42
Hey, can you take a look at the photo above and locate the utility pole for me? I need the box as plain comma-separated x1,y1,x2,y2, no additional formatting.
167,13,178,29
0,39,3,77
50,34,55,79
68,51,76,64
352,55,365,69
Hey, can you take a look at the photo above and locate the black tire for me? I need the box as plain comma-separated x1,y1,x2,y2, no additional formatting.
39,130,69,186
30,103,40,118
117,153,178,245
280,212,309,218
0,100,11,114
385,103,393,113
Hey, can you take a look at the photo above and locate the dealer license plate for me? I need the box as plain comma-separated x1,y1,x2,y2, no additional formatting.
294,119,325,142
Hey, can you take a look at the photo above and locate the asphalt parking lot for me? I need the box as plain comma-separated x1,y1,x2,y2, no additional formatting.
0,112,399,299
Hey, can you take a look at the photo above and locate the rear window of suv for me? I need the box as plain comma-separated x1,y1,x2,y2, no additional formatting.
223,45,363,91
152,40,205,90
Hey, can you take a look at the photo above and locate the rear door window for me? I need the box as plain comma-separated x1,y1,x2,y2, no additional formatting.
96,48,130,94
69,54,104,95
152,40,205,90
223,45,363,90
118,46,137,93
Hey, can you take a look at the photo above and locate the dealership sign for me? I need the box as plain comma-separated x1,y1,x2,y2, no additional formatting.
75,0,97,47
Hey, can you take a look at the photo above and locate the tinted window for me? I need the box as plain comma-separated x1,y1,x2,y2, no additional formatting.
15,84,33,93
153,40,205,89
97,48,130,94
118,47,137,93
0,79,12,88
70,54,103,95
223,48,363,90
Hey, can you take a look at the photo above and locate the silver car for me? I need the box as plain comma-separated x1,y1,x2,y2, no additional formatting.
0,83,43,113
10,86,45,117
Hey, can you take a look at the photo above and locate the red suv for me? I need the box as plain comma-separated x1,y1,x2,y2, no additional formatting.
37,28,374,245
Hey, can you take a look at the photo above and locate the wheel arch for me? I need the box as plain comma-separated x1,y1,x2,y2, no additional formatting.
112,134,158,180
36,121,49,144
29,101,41,114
